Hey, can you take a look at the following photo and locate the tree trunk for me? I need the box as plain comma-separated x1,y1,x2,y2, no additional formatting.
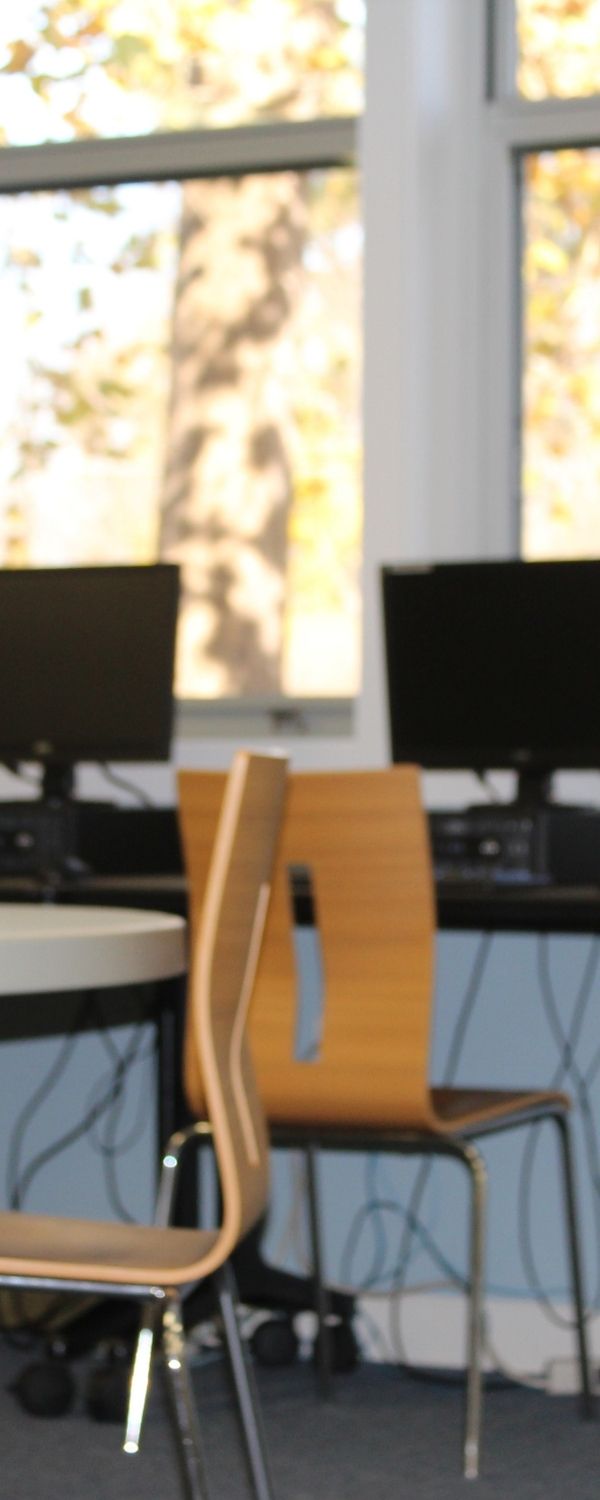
159,172,307,696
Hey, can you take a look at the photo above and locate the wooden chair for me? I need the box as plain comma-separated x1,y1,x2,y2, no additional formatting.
178,764,593,1480
0,749,288,1500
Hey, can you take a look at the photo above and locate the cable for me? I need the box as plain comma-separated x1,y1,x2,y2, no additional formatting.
6,995,95,1210
482,1327,547,1394
268,1152,313,1274
2,995,100,1345
329,921,600,1383
88,1035,156,1158
321,917,600,1388
325,929,493,1363
85,989,153,1151
338,1195,468,1293
85,1024,157,1223
97,762,154,807
7,992,154,1219
442,931,492,1083
352,1301,394,1364
538,935,598,1078
516,935,600,1326
475,771,503,804
0,759,39,789
337,1157,399,1291
391,933,494,1293
2,996,157,1345
8,1057,147,1210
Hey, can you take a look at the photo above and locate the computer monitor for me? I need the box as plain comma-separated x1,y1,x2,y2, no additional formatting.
0,563,180,800
381,558,600,806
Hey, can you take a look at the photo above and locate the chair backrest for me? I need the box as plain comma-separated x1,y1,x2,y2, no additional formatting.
177,750,287,1254
179,765,437,1133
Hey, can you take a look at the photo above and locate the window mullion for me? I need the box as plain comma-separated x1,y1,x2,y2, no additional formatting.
488,0,519,101
489,93,600,151
0,116,357,194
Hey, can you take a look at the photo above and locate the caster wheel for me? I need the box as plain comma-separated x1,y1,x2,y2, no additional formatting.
10,1359,76,1417
250,1317,300,1368
85,1354,130,1423
313,1320,359,1374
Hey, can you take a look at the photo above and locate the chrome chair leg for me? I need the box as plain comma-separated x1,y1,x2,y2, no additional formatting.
459,1139,487,1481
216,1263,275,1500
123,1299,160,1455
305,1141,334,1396
552,1110,594,1416
162,1293,210,1500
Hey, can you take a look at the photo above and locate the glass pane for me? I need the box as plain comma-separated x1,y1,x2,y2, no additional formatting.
0,169,362,699
516,0,600,99
520,147,600,558
0,182,174,567
0,0,364,145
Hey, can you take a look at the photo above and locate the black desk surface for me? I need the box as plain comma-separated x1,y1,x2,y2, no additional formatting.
1,872,600,935
0,798,599,932
436,881,600,934
0,872,188,914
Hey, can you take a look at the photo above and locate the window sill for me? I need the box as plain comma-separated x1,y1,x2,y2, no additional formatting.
174,696,354,741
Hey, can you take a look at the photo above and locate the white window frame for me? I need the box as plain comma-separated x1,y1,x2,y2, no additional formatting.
0,114,359,746
18,5,588,773
483,0,600,559
355,0,600,775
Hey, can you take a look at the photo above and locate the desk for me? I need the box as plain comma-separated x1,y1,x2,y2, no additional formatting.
6,872,600,926
0,903,186,994
436,882,600,934
0,873,187,916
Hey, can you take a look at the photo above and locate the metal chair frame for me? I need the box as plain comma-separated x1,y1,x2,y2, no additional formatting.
0,1124,273,1500
273,1101,591,1480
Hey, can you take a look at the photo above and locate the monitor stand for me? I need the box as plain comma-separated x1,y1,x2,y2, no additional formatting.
40,760,76,805
511,768,594,818
513,767,554,810
473,768,590,816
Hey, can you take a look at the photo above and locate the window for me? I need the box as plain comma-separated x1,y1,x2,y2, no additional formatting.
0,2,364,703
515,0,600,100
521,143,600,558
491,0,600,558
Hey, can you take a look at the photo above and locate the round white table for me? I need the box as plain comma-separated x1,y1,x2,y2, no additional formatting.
0,903,186,996
0,901,189,1209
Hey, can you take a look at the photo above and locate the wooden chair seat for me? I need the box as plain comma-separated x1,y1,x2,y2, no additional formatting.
0,1211,220,1284
431,1084,570,1130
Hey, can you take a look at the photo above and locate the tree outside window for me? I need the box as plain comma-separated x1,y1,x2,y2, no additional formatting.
0,0,364,700
509,1,600,556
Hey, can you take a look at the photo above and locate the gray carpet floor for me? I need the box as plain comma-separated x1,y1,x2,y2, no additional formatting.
0,1341,597,1499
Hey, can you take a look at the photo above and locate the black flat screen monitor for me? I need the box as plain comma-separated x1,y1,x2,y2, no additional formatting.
381,558,600,805
0,563,179,799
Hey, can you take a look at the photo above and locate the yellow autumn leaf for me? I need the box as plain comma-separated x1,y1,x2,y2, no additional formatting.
527,239,570,274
